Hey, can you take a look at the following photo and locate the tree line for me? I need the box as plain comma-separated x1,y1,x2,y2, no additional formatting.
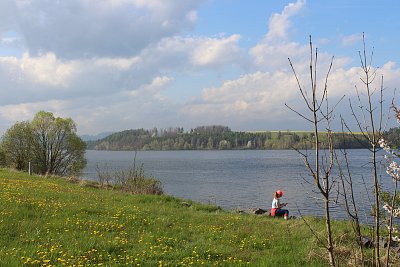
85,125,381,151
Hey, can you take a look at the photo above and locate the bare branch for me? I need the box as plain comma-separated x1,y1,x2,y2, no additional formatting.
285,103,313,123
288,58,313,111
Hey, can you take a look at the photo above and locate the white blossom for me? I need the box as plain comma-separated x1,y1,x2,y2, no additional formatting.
382,203,400,217
381,106,400,243
379,138,392,154
387,161,400,182
392,236,400,242
380,138,400,182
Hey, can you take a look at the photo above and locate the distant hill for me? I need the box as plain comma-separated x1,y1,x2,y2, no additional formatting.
80,132,114,141
85,125,372,151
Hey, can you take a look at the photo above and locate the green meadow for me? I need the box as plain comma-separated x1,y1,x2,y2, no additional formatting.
1,169,374,266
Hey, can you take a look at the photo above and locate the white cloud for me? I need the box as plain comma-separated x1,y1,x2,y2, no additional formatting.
180,62,400,131
140,34,247,70
0,31,248,105
250,0,307,70
0,52,75,88
3,57,397,135
150,76,173,88
0,100,69,125
265,0,305,42
251,41,308,70
19,53,75,86
0,0,398,135
1,0,204,59
341,33,363,47
94,57,140,70
0,53,136,104
190,34,243,67
130,75,174,96
183,71,299,123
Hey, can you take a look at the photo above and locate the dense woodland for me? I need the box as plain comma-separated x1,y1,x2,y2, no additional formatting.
83,125,399,151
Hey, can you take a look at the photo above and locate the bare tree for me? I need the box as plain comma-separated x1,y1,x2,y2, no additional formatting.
287,36,337,266
342,33,386,266
335,119,365,265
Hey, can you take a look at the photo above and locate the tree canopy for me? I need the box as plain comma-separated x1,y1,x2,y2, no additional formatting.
86,126,371,151
1,111,86,176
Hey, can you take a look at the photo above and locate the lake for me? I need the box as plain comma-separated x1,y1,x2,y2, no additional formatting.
82,149,391,221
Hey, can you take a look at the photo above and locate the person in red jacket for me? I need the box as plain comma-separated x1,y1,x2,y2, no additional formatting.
271,190,289,219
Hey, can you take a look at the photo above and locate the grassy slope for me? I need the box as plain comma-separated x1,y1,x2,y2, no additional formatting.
1,169,352,266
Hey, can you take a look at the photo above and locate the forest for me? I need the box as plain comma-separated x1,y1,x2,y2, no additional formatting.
83,125,399,151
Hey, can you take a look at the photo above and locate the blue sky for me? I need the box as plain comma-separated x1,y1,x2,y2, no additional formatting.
0,0,399,135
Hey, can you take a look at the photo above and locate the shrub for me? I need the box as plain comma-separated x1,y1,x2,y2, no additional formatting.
117,163,163,195
96,156,163,195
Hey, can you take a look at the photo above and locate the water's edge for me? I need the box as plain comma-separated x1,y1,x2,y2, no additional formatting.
82,149,387,222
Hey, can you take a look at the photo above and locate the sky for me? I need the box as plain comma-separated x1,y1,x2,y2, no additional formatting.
0,0,399,135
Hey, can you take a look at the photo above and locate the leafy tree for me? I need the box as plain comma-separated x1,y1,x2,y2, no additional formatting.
0,147,5,167
1,111,86,176
207,137,214,149
1,121,34,171
277,131,282,140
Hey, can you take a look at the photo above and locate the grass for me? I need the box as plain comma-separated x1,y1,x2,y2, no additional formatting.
0,168,376,266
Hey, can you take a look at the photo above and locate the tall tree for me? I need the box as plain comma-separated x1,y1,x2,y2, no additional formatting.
1,121,34,171
1,111,86,176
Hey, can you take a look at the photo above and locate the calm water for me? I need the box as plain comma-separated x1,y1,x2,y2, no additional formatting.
82,149,391,221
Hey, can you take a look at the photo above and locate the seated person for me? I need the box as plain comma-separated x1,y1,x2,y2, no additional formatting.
271,190,289,219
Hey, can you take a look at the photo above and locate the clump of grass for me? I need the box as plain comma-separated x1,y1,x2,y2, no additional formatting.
116,162,163,195
96,153,163,195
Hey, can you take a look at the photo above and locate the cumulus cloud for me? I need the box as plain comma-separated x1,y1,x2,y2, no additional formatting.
182,61,400,131
181,0,310,128
250,0,308,70
265,0,306,42
0,0,399,135
341,33,363,46
190,34,244,67
1,0,204,59
0,31,247,105
66,89,183,134
139,34,246,70
191,71,298,114
0,99,70,130
129,75,174,100
0,53,141,105
182,0,399,131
